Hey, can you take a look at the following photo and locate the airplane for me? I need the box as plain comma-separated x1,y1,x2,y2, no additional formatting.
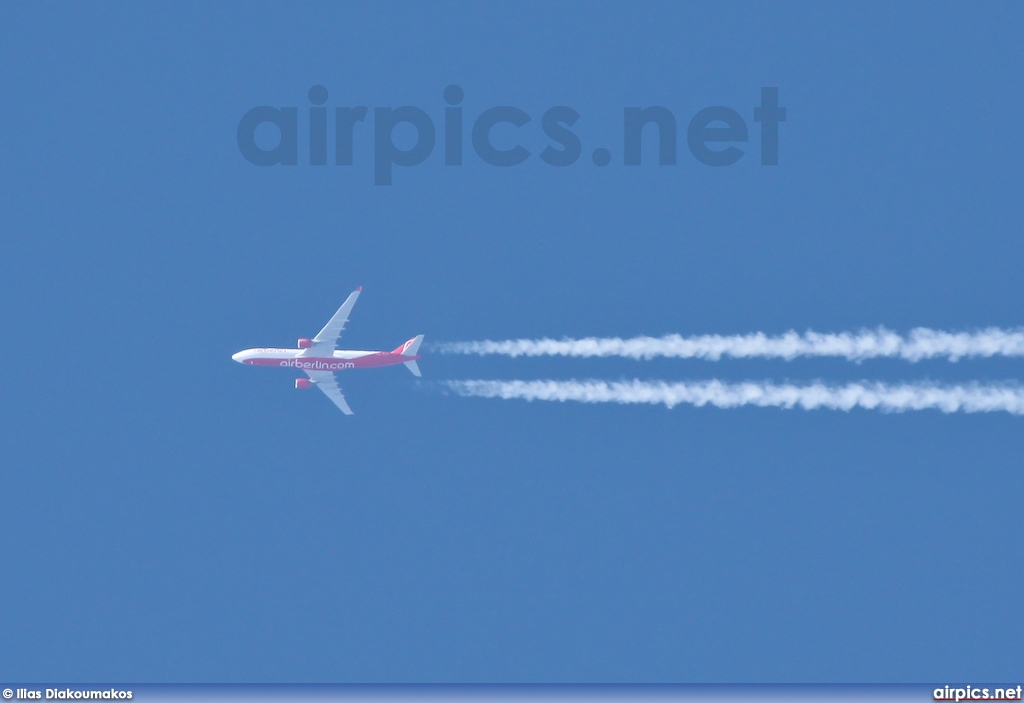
231,287,423,415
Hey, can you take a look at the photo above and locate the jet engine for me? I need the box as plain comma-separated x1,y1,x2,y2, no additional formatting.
297,338,313,349
295,378,312,389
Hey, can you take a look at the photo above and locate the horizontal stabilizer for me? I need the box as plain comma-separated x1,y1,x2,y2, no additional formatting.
404,360,422,377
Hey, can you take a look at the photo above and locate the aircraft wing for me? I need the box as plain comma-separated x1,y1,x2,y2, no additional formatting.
307,287,361,355
306,371,354,415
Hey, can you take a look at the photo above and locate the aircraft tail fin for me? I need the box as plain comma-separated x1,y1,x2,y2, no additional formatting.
393,335,424,377
392,334,424,356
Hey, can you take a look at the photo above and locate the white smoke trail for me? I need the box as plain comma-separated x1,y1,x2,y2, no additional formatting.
446,379,1024,414
437,327,1024,362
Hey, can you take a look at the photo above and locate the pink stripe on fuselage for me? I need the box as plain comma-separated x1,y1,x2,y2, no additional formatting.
245,353,420,370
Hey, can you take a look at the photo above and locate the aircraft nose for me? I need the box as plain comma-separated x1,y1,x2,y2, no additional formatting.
231,351,244,363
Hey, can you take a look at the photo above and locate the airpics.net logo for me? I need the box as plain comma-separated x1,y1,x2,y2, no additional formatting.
236,85,786,185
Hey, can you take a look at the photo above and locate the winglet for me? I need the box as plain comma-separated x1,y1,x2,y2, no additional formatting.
356,286,363,291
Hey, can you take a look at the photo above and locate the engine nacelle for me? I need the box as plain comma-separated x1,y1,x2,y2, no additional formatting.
297,338,313,349
295,378,312,389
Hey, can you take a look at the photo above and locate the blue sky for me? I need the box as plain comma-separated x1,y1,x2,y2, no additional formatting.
1,2,1022,682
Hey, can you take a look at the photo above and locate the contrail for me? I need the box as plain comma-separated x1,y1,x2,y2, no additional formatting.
437,327,1024,362
446,379,1024,414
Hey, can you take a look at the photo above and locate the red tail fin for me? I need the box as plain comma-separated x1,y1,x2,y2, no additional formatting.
392,334,424,356
392,335,424,377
